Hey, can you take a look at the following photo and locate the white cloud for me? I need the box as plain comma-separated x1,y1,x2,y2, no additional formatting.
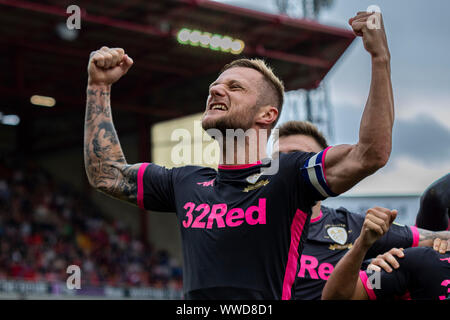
395,94,450,130
343,156,450,196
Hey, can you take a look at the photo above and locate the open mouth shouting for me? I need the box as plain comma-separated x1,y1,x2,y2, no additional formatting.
208,102,229,112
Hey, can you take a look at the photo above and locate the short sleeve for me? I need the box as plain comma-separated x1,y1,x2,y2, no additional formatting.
137,163,176,212
366,223,419,259
299,146,338,201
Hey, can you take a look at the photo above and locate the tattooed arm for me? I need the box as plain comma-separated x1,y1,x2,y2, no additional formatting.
84,47,138,204
417,228,450,247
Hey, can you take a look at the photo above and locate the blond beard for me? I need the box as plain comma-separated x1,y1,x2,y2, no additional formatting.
201,107,259,135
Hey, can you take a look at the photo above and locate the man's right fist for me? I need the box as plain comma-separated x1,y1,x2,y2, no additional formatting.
88,46,133,86
360,206,398,247
348,11,390,60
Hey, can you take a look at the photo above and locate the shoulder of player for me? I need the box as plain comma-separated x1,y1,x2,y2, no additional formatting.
308,206,342,229
172,165,216,177
321,205,361,221
401,247,446,268
277,151,317,171
278,150,313,161
145,163,214,173
335,206,367,225
143,163,216,180
317,206,365,238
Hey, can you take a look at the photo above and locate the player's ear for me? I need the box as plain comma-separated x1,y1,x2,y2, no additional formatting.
255,105,278,127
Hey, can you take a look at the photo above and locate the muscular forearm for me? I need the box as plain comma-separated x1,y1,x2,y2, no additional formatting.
356,57,394,170
84,84,138,202
322,237,370,300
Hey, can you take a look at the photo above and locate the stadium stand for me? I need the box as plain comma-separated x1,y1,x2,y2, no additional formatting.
0,157,182,299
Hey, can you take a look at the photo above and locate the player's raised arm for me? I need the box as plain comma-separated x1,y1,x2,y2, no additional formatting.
84,46,141,205
324,11,395,194
321,207,397,300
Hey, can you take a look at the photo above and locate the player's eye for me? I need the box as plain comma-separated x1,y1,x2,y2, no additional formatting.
229,83,242,90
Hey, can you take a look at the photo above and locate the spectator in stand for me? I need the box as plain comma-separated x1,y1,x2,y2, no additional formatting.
0,158,183,291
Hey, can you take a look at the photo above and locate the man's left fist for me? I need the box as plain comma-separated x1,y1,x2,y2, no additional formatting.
349,11,390,60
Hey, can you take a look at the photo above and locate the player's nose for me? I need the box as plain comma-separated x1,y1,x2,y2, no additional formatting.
209,84,226,98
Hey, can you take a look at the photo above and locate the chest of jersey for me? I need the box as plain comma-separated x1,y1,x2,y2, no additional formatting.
175,171,301,234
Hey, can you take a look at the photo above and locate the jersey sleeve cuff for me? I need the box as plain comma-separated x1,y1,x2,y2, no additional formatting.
301,146,337,199
359,270,377,300
137,162,150,210
409,226,420,247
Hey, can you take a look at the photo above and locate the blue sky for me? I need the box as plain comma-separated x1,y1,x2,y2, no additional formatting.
215,0,450,195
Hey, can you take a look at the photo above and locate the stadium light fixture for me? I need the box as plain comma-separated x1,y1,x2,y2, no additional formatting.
30,95,56,107
176,28,245,55
0,112,20,126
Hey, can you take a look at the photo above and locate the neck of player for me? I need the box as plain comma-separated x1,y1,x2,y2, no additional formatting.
218,133,268,165
311,202,322,220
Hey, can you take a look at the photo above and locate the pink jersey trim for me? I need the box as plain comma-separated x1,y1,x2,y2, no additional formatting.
359,271,377,300
410,226,420,247
218,161,262,170
282,209,308,300
321,146,332,186
310,210,323,224
137,163,150,210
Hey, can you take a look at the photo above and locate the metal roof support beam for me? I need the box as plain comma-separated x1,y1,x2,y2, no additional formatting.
0,85,185,118
252,45,332,69
0,0,167,37
101,0,146,18
183,0,355,38
1,38,193,77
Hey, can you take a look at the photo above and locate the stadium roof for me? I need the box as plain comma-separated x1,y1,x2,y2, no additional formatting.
0,0,355,155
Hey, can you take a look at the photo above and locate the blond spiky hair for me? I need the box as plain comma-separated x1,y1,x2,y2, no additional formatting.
221,58,285,127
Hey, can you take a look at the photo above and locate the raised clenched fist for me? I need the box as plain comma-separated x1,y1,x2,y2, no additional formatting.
360,206,398,247
349,11,390,60
88,46,133,86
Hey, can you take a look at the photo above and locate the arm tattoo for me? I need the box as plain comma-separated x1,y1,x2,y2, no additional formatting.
113,165,139,200
84,85,140,205
417,228,450,245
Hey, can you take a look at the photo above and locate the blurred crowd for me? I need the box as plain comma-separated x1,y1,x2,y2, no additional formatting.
0,159,183,290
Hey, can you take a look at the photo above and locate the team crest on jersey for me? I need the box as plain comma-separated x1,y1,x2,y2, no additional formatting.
327,226,348,245
246,173,263,184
